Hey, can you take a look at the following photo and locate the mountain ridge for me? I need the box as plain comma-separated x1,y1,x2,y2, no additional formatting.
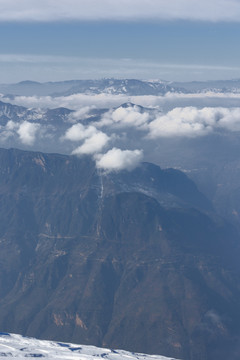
0,148,239,359
1,78,240,97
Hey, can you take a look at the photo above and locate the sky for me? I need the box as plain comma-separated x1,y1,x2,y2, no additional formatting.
0,0,240,83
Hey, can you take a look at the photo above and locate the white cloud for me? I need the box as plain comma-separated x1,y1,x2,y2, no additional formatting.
64,123,97,141
148,107,212,137
72,132,110,155
17,121,40,145
217,108,240,131
8,93,129,110
99,105,150,129
148,107,240,138
6,120,18,131
7,91,240,115
95,147,143,172
0,120,18,141
0,120,43,144
1,0,240,22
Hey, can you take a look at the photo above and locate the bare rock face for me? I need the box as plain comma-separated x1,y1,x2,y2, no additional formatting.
0,148,240,360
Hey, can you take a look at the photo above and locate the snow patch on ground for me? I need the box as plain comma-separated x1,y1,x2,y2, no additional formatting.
0,333,180,360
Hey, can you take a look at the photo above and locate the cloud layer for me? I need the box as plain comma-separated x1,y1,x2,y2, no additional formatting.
1,0,240,22
7,91,240,113
3,93,240,172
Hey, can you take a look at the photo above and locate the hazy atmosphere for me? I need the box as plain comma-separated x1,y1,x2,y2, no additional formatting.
1,0,240,82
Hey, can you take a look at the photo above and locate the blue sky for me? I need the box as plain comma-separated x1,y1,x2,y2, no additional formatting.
0,0,240,83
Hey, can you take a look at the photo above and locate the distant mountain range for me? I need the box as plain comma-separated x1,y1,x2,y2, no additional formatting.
0,148,240,360
1,78,240,97
0,79,182,97
0,100,73,125
171,78,240,93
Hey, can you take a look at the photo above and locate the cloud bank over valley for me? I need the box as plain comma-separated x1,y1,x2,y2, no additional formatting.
2,84,240,172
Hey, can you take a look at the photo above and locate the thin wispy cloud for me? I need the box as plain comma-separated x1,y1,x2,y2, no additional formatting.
0,54,240,83
0,54,75,64
1,54,240,72
1,0,240,22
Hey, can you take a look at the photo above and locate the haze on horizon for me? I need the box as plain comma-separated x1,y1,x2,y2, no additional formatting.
0,0,240,83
